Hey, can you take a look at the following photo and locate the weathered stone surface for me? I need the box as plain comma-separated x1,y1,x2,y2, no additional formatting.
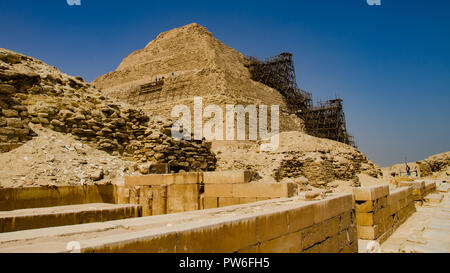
0,84,15,94
0,49,217,173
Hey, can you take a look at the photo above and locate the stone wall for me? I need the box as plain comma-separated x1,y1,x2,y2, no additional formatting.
0,185,118,211
122,171,298,216
274,150,382,186
0,193,357,253
398,180,436,201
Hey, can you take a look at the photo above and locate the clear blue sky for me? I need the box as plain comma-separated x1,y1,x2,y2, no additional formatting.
1,0,449,167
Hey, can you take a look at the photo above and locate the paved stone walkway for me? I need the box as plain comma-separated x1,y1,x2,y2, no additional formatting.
381,186,450,253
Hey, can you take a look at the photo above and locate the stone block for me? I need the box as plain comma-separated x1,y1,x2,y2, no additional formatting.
138,186,152,216
287,203,315,232
259,231,302,253
356,209,387,226
88,231,178,253
239,198,257,204
176,217,257,253
357,225,382,240
218,197,240,208
204,197,218,209
301,222,327,249
167,184,199,213
151,186,167,215
256,210,289,242
356,196,387,213
313,194,353,224
125,172,200,186
353,185,389,201
204,184,233,198
203,171,252,184
237,244,260,253
232,182,297,198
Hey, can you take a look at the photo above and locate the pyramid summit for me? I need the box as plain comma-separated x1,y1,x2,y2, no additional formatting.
93,23,304,133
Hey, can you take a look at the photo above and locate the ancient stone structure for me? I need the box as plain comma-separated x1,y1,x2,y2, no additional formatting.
0,48,217,173
354,184,417,243
0,170,441,253
93,23,304,134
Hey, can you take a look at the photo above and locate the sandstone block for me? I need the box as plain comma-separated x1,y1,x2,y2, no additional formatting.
355,196,387,213
0,84,15,94
176,217,257,253
260,231,302,253
353,185,389,201
218,197,240,207
151,186,167,215
287,203,315,232
313,194,353,224
239,197,257,205
167,184,199,213
2,109,19,117
232,182,297,198
301,222,327,249
203,171,252,184
357,225,382,240
204,197,218,209
204,184,233,198
125,172,200,186
356,209,387,226
256,210,289,241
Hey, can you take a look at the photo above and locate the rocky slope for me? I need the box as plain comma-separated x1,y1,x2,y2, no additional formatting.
213,131,383,189
382,151,450,179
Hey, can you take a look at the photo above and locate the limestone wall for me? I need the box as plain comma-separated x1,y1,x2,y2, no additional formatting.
122,171,298,216
354,185,417,242
0,185,118,211
398,180,436,201
90,194,356,253
0,193,357,253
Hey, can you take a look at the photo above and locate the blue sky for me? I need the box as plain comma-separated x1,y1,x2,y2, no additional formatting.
1,0,449,166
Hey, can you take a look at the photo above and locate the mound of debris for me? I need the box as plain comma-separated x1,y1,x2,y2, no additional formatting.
416,151,450,177
0,48,217,187
213,131,382,189
382,151,450,179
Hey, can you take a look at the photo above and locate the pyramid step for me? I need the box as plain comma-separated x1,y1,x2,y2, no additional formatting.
0,203,141,233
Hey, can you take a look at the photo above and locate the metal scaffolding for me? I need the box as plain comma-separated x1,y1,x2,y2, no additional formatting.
246,53,356,147
303,99,355,147
246,53,312,113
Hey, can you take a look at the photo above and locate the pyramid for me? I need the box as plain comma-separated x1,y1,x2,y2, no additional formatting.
93,23,304,134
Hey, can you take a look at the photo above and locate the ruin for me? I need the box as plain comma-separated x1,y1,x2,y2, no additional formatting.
0,22,448,254
246,52,355,146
